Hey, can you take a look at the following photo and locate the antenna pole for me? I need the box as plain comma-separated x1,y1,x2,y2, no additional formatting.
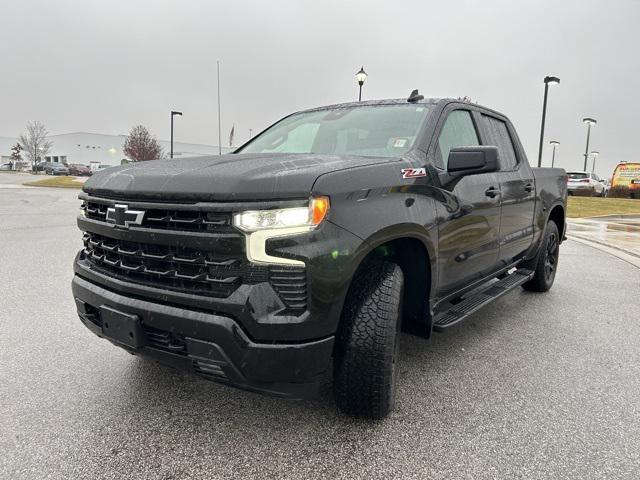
217,60,222,155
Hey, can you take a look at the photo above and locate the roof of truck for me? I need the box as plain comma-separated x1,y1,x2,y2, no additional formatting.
301,98,442,112
298,97,493,113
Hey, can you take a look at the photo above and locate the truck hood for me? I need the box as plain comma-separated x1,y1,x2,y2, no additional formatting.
83,153,393,202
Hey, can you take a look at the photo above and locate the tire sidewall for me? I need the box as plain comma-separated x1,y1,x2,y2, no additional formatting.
538,220,560,290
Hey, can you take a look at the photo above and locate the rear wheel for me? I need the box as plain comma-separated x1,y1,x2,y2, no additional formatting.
522,220,560,292
334,259,404,419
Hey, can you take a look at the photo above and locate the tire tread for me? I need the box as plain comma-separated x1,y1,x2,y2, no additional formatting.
334,259,403,419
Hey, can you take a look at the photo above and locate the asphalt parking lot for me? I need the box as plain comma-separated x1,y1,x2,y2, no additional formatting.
1,181,639,479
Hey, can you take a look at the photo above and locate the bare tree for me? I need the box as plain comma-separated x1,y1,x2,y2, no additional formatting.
18,121,53,171
123,125,165,162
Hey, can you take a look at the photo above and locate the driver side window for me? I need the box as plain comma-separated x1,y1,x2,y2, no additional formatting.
437,110,479,169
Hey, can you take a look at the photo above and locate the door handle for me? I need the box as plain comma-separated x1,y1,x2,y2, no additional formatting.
485,186,500,198
524,183,534,193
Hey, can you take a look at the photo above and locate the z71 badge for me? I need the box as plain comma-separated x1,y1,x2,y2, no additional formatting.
401,167,427,179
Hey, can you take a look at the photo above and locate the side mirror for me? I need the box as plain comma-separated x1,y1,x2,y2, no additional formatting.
447,146,499,176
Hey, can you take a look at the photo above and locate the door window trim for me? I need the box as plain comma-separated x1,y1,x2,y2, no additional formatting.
476,111,523,172
430,106,482,171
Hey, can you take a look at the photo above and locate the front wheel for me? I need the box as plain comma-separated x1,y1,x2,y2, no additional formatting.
334,259,404,419
522,220,560,292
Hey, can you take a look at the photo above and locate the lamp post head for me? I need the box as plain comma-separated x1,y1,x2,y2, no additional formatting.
583,117,597,126
550,140,560,147
171,111,183,117
590,151,600,157
544,76,560,85
355,67,367,86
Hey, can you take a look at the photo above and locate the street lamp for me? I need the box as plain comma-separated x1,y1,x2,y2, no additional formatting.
355,67,367,102
582,117,597,170
549,140,560,168
589,150,600,173
536,75,560,168
170,111,182,159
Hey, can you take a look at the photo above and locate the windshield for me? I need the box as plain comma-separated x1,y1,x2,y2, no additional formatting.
237,104,430,158
567,172,588,179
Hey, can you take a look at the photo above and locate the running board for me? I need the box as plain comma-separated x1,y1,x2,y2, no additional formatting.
432,269,534,332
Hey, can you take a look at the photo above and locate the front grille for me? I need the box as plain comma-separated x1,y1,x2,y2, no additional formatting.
82,200,234,233
82,232,267,296
79,195,309,311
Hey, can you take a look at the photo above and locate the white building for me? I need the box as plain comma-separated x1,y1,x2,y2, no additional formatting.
0,132,231,167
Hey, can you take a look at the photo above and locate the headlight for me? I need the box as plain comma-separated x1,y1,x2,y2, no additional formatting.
233,197,330,266
233,196,329,233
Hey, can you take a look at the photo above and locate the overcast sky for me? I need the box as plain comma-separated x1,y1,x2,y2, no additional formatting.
1,0,639,176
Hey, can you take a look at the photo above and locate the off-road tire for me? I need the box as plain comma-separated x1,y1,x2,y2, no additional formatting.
334,259,404,419
522,220,560,292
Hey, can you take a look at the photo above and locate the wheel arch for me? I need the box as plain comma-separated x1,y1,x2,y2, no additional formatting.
343,225,436,337
548,203,566,241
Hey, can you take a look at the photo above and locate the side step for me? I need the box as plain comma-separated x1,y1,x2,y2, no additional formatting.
432,268,534,332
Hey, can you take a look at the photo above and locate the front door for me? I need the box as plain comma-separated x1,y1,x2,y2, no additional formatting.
434,109,502,298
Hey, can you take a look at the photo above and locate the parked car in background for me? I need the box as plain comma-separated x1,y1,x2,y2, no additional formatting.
611,162,640,198
601,179,611,197
44,163,69,176
567,171,605,196
35,161,55,172
0,163,12,171
68,164,92,176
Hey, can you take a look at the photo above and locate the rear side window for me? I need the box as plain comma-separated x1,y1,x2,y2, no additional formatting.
437,110,479,169
481,115,518,170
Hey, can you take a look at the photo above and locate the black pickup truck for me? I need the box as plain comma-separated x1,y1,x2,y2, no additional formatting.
72,93,567,418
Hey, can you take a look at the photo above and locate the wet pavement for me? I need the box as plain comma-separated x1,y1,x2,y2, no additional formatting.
2,186,640,479
567,215,640,257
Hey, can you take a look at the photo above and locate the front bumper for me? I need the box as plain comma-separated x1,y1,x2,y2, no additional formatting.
72,274,334,398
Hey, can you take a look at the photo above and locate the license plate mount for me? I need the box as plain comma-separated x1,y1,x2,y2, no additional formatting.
100,306,143,348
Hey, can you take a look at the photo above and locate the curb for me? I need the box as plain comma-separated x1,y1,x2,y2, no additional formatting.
568,214,640,221
566,235,640,269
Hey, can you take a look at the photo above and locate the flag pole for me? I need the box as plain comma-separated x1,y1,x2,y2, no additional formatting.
217,60,222,155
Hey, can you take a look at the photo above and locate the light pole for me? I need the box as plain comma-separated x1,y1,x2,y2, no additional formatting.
536,75,560,168
170,111,182,159
590,150,600,173
356,67,367,102
549,140,560,168
582,117,597,170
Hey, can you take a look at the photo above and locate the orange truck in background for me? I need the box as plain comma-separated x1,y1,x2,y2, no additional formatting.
611,162,640,198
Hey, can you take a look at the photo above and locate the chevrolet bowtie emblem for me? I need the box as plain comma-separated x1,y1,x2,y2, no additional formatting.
105,204,145,229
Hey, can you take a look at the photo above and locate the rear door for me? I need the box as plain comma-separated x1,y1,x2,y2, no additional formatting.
478,113,535,267
433,108,502,298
